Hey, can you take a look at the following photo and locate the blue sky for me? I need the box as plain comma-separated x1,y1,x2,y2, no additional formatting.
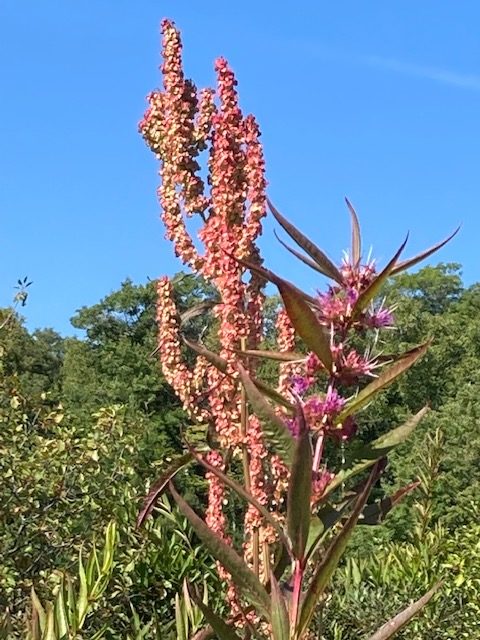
0,1,478,334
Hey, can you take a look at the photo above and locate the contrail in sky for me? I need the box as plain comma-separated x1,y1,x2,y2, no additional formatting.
361,54,480,91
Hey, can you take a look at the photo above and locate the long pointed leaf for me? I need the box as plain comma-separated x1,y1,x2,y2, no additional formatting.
44,604,57,640
31,587,46,634
352,235,408,318
325,406,428,496
169,482,271,619
358,481,420,525
367,582,441,640
270,575,290,640
187,444,292,554
337,343,429,422
54,578,69,639
237,363,295,465
185,339,294,409
234,348,304,363
275,280,333,371
345,198,361,266
183,337,228,373
287,410,312,561
391,227,460,276
137,453,194,527
298,463,381,636
189,596,243,640
77,550,88,627
233,254,320,307
268,199,344,283
274,230,333,277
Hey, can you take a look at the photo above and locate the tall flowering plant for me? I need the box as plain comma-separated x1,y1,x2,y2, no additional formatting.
138,19,457,640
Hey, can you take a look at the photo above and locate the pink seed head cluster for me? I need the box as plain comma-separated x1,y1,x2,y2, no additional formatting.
143,20,285,618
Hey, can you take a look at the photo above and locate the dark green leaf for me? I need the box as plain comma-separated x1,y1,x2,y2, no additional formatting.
189,593,243,640
358,481,420,525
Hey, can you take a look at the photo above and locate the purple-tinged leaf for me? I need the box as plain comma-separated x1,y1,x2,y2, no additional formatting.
180,300,217,326
270,574,290,640
352,235,409,318
274,230,335,277
367,582,442,640
234,348,304,363
184,338,294,410
234,254,320,307
251,378,296,410
298,463,382,636
237,363,295,465
233,252,334,369
287,408,313,561
137,453,193,528
268,199,344,284
304,502,351,562
391,227,460,276
187,444,291,555
275,280,333,371
345,197,361,266
169,482,271,619
337,343,429,421
325,406,429,496
183,337,228,373
358,481,420,525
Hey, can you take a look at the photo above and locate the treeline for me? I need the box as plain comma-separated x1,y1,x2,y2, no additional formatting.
1,263,479,638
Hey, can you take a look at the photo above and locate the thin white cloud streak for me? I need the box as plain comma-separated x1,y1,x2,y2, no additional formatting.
361,54,480,91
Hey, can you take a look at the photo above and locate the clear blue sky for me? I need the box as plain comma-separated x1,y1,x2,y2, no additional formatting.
1,1,478,335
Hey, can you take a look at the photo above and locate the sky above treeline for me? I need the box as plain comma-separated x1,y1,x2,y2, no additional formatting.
1,1,478,334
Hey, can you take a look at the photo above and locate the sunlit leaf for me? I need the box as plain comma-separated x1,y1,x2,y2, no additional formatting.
345,197,361,266
54,579,69,639
275,279,333,371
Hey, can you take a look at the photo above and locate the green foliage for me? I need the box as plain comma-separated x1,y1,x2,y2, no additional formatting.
2,263,480,637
